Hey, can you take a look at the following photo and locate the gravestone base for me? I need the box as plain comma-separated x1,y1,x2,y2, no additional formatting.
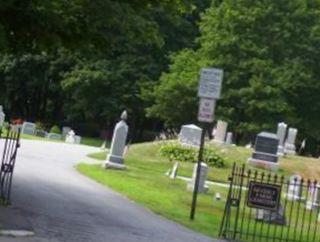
255,206,286,225
277,145,285,156
285,144,296,155
187,183,209,193
306,201,318,210
248,158,279,171
104,154,126,170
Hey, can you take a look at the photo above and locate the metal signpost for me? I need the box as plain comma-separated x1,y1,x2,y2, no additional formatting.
190,67,223,220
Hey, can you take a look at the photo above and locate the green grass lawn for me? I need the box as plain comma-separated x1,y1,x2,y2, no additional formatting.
86,140,320,183
78,141,320,240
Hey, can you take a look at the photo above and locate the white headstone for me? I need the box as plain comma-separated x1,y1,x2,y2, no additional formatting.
0,105,5,127
225,132,233,145
187,162,209,193
214,120,228,143
21,122,36,135
62,126,72,136
277,122,287,155
47,133,62,140
285,128,298,155
105,111,129,169
179,124,202,147
306,184,320,210
65,130,76,144
286,175,302,201
74,135,81,144
169,162,179,179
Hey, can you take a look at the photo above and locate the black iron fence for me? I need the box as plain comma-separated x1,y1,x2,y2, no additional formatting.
220,163,320,242
0,126,21,205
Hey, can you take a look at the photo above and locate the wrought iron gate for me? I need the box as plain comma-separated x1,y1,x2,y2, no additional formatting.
0,126,21,205
220,163,320,242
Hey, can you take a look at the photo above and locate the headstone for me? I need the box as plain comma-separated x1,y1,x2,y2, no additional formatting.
225,132,233,145
255,205,286,225
285,128,298,155
285,175,303,201
169,162,179,179
277,122,287,156
74,135,81,144
65,130,76,144
104,111,129,169
187,162,209,193
306,184,320,210
47,133,62,140
62,126,72,136
21,122,36,135
35,130,47,137
179,124,202,147
248,132,279,170
215,193,221,201
0,105,5,127
214,120,228,143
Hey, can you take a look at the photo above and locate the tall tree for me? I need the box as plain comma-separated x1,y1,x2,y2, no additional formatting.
149,0,320,145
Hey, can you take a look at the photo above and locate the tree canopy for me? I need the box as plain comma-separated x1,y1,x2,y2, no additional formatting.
149,0,320,149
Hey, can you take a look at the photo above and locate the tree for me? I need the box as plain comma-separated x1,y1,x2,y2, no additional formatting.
149,0,320,145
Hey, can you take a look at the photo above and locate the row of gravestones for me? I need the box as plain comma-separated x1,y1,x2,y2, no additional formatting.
21,122,82,144
179,121,234,148
0,106,81,144
248,123,298,170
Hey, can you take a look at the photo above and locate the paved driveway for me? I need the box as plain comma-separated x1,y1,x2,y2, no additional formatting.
0,139,215,242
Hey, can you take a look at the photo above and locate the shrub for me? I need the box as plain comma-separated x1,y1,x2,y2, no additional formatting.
159,143,226,168
50,125,61,134
35,122,45,130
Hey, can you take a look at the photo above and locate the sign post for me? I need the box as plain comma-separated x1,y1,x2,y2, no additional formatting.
190,67,223,220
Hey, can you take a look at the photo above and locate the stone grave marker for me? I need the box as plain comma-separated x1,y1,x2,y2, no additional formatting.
285,174,303,201
255,205,286,225
285,128,298,155
75,135,81,144
248,132,279,170
104,111,129,169
306,184,320,210
62,126,72,136
179,124,202,147
47,133,62,140
225,132,233,145
277,122,287,156
35,130,47,137
66,130,76,144
0,105,5,127
169,162,179,179
21,122,36,135
187,162,209,193
214,120,228,143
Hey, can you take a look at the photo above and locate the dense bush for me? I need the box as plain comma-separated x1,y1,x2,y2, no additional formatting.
50,125,61,134
159,143,226,168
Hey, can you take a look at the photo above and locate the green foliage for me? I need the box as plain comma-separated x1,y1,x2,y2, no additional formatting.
35,122,46,131
50,125,61,134
159,142,226,168
149,0,320,147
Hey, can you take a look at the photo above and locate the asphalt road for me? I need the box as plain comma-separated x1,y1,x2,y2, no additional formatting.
0,139,215,242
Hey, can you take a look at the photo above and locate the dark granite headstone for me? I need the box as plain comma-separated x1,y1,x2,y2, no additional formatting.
248,132,279,170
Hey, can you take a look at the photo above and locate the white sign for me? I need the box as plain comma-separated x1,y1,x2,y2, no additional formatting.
198,68,223,99
198,98,215,123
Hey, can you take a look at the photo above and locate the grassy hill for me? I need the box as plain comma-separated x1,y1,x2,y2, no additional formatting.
78,141,320,239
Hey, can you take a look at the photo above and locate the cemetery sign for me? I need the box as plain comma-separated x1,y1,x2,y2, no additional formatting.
198,68,223,99
247,181,281,211
198,98,215,123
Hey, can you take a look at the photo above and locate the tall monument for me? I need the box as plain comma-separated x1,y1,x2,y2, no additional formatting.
104,111,129,169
